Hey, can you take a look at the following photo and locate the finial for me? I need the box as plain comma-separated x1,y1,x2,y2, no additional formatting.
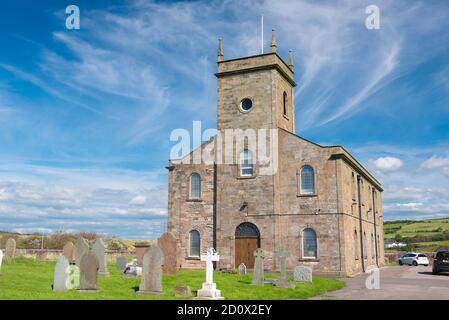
288,49,294,71
217,38,223,62
270,29,277,53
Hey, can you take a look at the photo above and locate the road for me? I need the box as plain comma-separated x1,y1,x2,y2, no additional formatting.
312,265,449,300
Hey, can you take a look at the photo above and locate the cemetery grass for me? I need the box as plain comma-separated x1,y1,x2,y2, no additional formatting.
0,257,345,300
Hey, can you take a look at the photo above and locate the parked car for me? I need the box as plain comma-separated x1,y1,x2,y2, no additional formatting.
398,252,429,266
432,250,449,275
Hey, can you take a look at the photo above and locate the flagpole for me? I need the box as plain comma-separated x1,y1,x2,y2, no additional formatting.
261,14,264,54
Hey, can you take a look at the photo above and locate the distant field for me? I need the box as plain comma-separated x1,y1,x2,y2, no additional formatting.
384,218,449,252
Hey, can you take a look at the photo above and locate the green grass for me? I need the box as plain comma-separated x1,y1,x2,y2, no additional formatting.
0,257,345,300
384,218,449,239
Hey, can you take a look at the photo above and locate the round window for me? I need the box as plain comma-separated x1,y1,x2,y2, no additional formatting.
239,98,253,112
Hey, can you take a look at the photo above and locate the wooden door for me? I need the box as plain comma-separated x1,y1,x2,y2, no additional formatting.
235,237,259,269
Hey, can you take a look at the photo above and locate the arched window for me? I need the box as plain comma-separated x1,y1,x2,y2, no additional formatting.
300,165,315,194
302,228,317,258
189,230,200,257
190,173,201,199
283,91,288,116
240,149,253,176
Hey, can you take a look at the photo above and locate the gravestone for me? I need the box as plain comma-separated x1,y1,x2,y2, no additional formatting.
62,242,75,263
137,245,164,295
0,250,3,274
68,265,80,290
195,248,224,300
274,246,294,289
116,257,127,270
134,242,150,267
274,246,290,280
79,251,99,291
157,232,177,275
74,237,89,267
175,285,192,297
293,266,313,283
251,248,265,286
92,238,109,277
238,263,247,275
53,256,70,292
5,238,16,258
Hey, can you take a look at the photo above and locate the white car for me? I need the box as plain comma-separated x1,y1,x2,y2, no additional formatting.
398,252,429,266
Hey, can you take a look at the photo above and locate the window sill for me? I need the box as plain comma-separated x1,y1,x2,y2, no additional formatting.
186,257,200,260
297,194,317,198
299,258,319,262
187,199,203,202
237,175,256,180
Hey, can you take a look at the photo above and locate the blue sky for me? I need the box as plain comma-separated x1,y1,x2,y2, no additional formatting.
0,0,448,239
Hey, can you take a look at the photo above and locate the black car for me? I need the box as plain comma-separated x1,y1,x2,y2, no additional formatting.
432,250,449,275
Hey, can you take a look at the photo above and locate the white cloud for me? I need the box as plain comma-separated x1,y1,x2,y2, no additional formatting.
421,156,449,169
0,164,167,239
371,156,403,172
129,195,147,206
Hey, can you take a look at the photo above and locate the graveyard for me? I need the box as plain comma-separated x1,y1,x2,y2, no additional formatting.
0,256,344,300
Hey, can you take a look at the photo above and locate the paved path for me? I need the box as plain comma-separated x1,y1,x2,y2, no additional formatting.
312,266,449,300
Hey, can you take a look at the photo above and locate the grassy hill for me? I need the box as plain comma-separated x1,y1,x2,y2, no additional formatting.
384,217,449,252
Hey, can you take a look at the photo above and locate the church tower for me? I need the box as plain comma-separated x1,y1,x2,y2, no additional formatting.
215,30,296,134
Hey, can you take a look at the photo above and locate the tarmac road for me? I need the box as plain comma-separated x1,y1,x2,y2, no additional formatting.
312,265,449,300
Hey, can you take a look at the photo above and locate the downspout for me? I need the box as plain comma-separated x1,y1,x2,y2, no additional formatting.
213,162,218,269
372,189,379,266
357,175,365,272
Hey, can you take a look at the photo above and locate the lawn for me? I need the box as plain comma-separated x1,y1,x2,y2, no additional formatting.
0,257,345,300
384,218,449,239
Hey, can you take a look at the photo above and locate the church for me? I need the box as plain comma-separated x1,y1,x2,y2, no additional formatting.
166,31,385,276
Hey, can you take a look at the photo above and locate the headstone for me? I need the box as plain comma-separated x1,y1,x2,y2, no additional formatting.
195,248,224,300
5,238,16,258
238,263,247,275
175,285,192,297
274,246,290,280
79,251,99,291
92,238,109,277
53,256,70,292
251,248,265,286
68,265,80,289
74,237,89,267
0,250,3,274
293,266,313,283
116,257,127,270
62,242,75,263
274,246,294,289
157,232,177,275
134,242,150,267
137,245,164,295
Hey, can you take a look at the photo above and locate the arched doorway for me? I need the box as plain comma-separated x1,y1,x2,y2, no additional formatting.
235,222,260,269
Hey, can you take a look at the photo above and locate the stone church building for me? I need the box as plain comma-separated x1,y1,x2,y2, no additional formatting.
167,32,385,276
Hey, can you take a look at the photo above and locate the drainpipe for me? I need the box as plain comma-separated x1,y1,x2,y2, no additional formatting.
213,162,218,269
357,175,365,272
372,189,379,266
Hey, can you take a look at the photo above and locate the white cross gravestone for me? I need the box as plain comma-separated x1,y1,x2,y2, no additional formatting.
195,248,224,300
53,256,70,292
